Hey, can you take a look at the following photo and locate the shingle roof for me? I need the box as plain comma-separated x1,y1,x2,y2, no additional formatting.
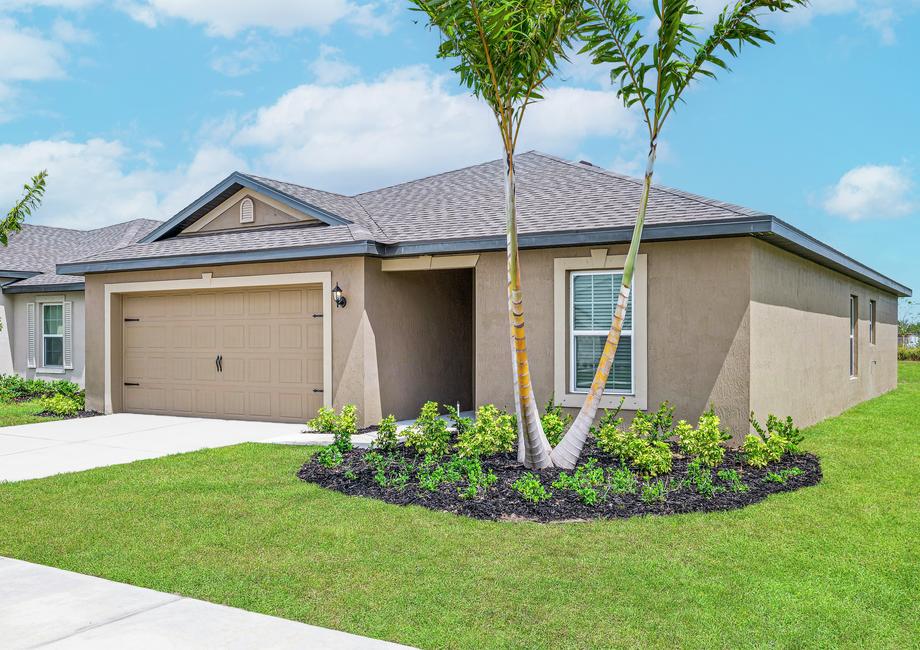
1,219,160,291
54,152,910,297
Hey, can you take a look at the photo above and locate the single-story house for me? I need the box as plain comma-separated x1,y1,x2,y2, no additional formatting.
1,220,160,384
54,152,911,438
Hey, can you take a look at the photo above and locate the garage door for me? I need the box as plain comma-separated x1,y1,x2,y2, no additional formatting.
122,286,324,422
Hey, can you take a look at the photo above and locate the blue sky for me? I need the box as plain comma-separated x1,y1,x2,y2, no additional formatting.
0,0,917,313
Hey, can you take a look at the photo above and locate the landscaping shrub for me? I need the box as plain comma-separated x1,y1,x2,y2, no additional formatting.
595,412,673,477
455,404,515,457
307,404,358,452
372,415,399,452
541,397,572,447
444,404,473,437
640,479,668,504
765,467,803,484
607,467,638,495
36,393,83,417
745,412,804,467
404,401,451,457
316,446,344,468
415,455,497,498
717,468,748,493
899,345,920,361
676,407,731,467
551,458,605,505
685,460,723,499
0,375,83,401
512,473,552,504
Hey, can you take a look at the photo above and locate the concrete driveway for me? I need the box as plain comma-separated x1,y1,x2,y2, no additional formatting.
0,414,308,482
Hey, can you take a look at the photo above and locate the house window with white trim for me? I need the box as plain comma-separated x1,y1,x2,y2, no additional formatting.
570,270,633,394
849,295,859,377
42,302,64,368
869,299,877,345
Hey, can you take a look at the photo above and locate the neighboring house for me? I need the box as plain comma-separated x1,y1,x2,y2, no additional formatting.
0,220,160,385
56,152,911,438
900,334,920,348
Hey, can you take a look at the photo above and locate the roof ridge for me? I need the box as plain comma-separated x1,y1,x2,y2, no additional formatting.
354,156,502,198
529,151,769,219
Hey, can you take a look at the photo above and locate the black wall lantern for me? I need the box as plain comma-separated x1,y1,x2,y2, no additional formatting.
332,282,347,308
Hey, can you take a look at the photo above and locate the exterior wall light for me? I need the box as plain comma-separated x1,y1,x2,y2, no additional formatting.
332,282,347,308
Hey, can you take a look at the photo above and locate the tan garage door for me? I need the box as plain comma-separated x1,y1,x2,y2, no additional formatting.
122,286,324,423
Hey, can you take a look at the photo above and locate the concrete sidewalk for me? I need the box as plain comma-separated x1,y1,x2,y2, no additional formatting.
0,557,412,649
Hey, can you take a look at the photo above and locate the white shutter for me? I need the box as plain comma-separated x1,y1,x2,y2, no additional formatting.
240,197,254,223
26,302,36,368
63,301,73,369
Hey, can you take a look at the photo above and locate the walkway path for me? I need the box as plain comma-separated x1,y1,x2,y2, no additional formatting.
1,557,412,649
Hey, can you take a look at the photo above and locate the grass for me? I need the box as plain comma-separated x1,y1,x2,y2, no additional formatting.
1,366,918,649
0,399,56,427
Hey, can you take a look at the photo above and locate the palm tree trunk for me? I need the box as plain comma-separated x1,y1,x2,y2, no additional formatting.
504,151,554,469
550,142,657,469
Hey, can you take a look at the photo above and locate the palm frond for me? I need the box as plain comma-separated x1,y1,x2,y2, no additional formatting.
1,170,48,246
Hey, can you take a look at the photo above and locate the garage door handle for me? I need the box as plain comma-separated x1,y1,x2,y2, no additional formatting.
124,382,139,386
216,355,223,373
312,389,323,393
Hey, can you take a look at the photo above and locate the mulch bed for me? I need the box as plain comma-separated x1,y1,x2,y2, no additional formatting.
36,410,101,420
298,440,822,522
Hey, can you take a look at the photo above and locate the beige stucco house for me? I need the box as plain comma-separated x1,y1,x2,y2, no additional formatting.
1,220,160,385
55,152,911,438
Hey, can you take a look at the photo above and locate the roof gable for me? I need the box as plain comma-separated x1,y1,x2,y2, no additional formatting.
141,172,355,243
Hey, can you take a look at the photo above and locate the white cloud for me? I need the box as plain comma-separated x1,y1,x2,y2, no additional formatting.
309,45,359,85
823,164,915,221
51,18,93,44
231,66,638,193
119,0,394,37
0,139,245,229
210,34,278,77
0,18,67,82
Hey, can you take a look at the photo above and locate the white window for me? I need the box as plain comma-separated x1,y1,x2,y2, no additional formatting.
42,302,64,368
850,295,859,377
570,270,633,395
239,197,254,224
869,299,877,345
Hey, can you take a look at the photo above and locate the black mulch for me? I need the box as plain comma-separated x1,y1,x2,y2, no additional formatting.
37,409,101,420
298,440,822,522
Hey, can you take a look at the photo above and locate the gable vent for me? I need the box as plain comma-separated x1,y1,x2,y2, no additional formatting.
240,197,254,224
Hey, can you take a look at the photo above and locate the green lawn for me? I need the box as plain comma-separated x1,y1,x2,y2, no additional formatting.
0,399,56,427
1,366,918,649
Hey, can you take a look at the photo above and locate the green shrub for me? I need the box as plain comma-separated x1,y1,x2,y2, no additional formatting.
899,345,920,361
316,446,344,468
307,407,338,433
641,479,668,504
685,460,723,499
455,404,515,457
745,412,802,467
0,375,82,401
765,467,803,484
444,404,473,437
552,458,605,505
372,415,399,452
541,397,572,447
512,473,552,504
308,405,358,452
589,397,625,437
50,380,81,398
36,393,83,416
717,468,749,493
676,408,731,467
404,401,451,457
596,421,672,477
364,451,412,489
607,467,638,494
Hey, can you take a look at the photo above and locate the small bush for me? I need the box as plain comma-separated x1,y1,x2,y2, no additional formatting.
899,345,920,361
36,393,83,416
455,404,516,457
607,467,638,494
444,404,473,437
596,422,672,477
0,375,83,401
765,467,803,484
541,397,572,447
404,401,451,457
552,458,605,505
717,468,749,493
512,473,552,504
676,408,731,467
372,414,399,452
685,460,723,499
745,412,802,467
641,479,668,504
307,407,339,433
631,440,672,477
316,446,344,468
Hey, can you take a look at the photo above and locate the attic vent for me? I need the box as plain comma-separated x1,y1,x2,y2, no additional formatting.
240,197,254,224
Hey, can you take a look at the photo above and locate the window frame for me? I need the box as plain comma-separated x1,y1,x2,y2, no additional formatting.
41,301,65,370
568,269,634,396
849,295,859,378
869,299,877,346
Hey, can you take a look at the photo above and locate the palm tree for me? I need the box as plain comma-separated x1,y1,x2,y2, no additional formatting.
1,171,47,246
410,0,579,468
551,0,807,468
